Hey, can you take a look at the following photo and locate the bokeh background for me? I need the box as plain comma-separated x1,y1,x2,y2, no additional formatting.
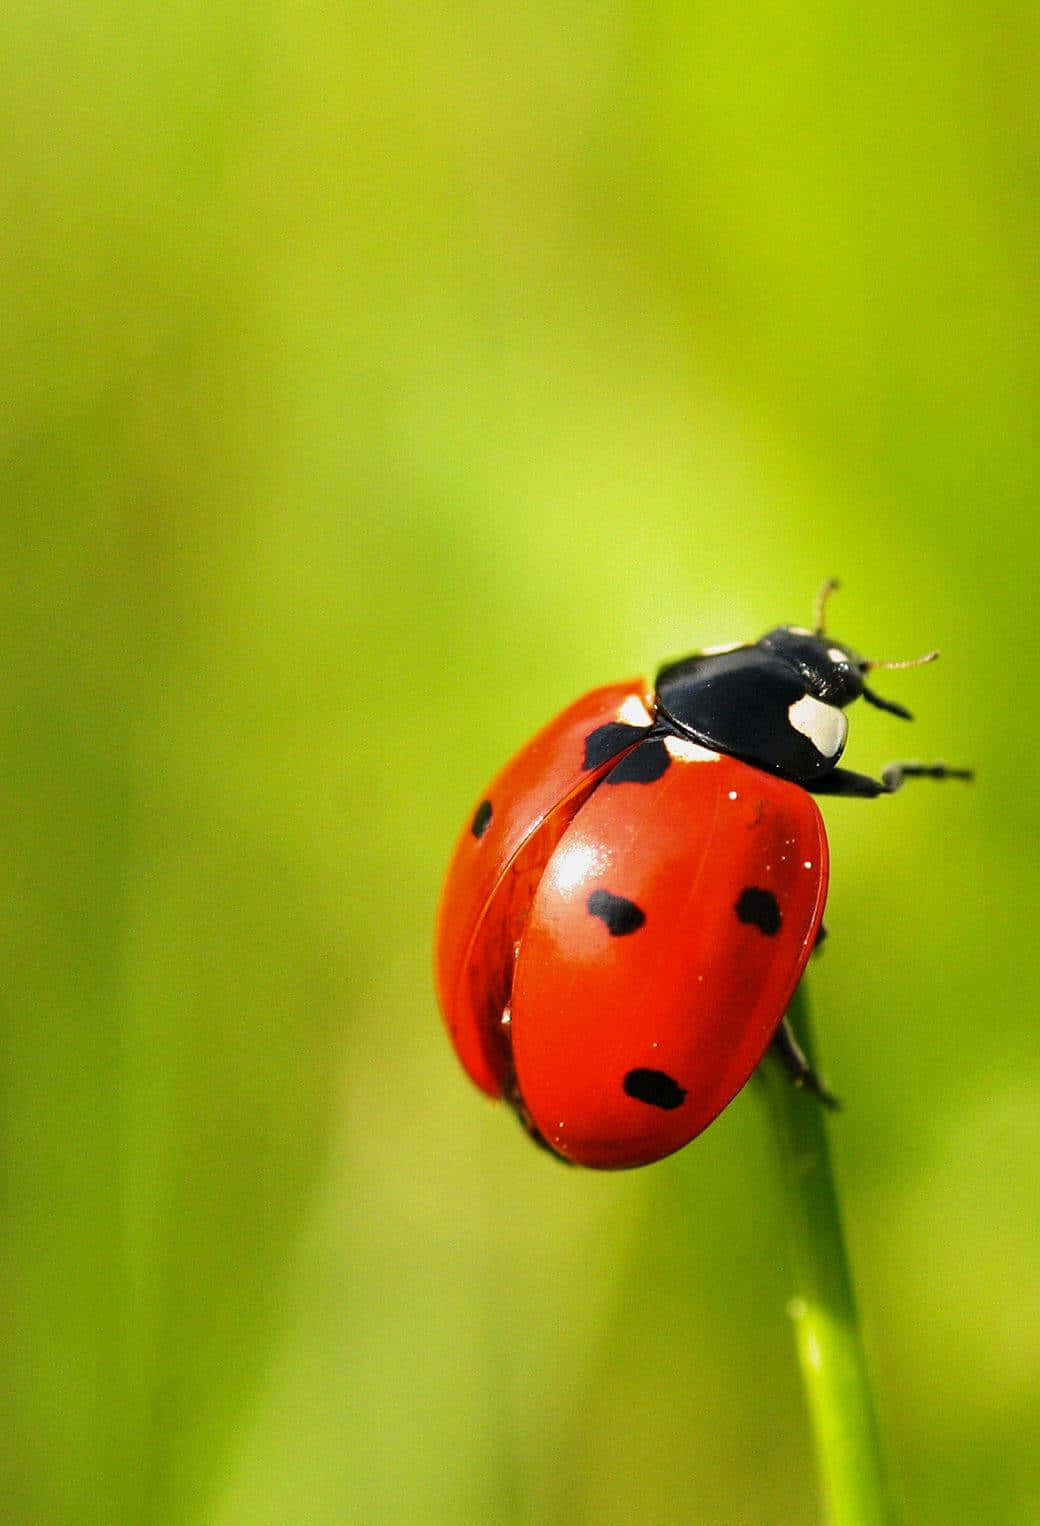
2,4,1038,1523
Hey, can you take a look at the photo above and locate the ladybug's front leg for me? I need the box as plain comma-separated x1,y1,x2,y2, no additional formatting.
769,1016,841,1110
808,763,973,798
880,762,974,790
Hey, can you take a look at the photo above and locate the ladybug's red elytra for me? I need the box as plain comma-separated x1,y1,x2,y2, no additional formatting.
434,582,971,1169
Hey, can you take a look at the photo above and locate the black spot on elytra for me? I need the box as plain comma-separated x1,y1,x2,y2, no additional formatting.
582,720,651,771
604,738,671,785
587,888,646,936
735,886,782,936
470,799,493,838
623,1068,687,1110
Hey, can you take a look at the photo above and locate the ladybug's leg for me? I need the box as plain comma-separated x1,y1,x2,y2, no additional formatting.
808,763,972,798
806,768,887,797
769,1017,841,1110
880,762,974,791
812,921,828,954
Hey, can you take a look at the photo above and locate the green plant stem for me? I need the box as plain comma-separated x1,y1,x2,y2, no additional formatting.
759,982,899,1526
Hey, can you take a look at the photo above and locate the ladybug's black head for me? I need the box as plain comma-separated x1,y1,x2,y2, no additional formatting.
757,627,866,710
654,581,939,784
759,577,938,721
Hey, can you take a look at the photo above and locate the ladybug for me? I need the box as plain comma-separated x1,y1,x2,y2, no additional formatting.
434,581,970,1169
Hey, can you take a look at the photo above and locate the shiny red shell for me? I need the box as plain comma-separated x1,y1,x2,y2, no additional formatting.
435,680,651,1096
435,683,829,1169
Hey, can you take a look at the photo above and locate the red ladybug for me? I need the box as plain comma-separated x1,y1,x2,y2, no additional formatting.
435,583,970,1169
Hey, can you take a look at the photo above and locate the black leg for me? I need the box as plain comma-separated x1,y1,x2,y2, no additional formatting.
809,762,973,798
880,762,974,791
770,1017,841,1109
808,767,888,797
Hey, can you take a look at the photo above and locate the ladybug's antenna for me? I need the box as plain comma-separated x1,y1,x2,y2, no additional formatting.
864,650,940,672
860,649,939,721
813,576,841,636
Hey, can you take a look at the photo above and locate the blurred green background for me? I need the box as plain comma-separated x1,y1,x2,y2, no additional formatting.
2,4,1037,1523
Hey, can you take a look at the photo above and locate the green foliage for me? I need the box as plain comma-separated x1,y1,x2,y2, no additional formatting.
761,985,897,1526
1,3,1037,1522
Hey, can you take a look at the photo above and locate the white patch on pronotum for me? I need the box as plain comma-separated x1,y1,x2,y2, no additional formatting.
698,640,745,656
664,735,720,763
827,647,848,665
617,694,653,727
787,694,848,758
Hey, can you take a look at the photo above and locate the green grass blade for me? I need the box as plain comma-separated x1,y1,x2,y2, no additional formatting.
760,982,899,1526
